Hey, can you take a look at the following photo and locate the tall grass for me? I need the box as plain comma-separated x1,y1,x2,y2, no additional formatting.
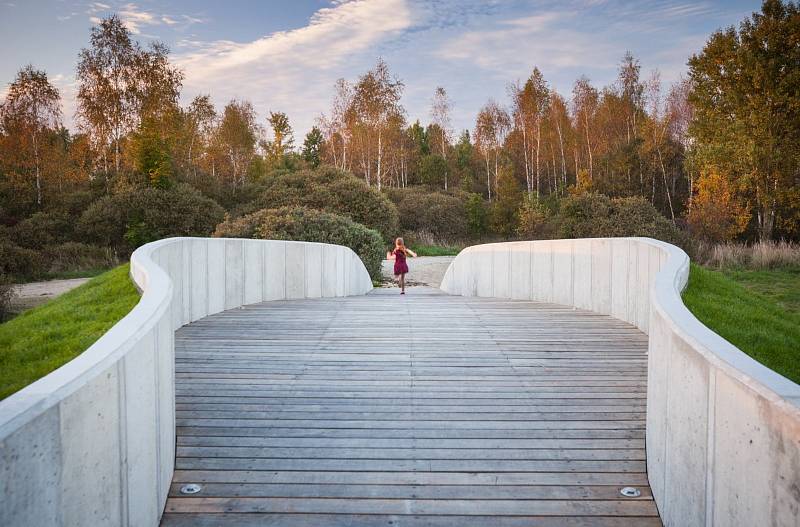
692,240,800,270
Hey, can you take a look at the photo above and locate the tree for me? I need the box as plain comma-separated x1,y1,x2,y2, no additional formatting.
0,65,61,205
643,70,676,222
490,164,522,237
418,154,447,188
347,59,405,189
465,192,488,238
474,100,510,201
318,78,352,171
185,95,216,178
688,0,800,239
265,111,294,162
215,99,258,190
688,168,750,242
302,126,324,168
572,76,598,180
429,87,452,190
511,68,550,197
76,15,181,175
131,117,173,188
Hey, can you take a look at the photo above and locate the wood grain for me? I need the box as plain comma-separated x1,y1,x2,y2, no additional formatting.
161,287,660,526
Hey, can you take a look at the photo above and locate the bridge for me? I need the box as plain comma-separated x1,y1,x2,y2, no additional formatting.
163,288,656,526
1,238,798,527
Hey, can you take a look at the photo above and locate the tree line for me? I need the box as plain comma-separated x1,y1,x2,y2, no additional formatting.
1,0,798,254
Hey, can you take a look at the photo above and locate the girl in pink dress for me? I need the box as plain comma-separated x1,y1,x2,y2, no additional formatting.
387,237,417,294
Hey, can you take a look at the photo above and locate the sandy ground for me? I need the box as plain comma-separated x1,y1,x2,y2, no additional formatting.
381,256,455,288
10,278,90,312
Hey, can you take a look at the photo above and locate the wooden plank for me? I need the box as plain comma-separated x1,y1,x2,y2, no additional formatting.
161,513,663,527
163,497,659,516
162,286,660,526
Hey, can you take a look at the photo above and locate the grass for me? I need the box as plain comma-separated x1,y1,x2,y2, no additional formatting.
0,264,140,401
411,244,463,257
42,267,111,280
682,263,800,385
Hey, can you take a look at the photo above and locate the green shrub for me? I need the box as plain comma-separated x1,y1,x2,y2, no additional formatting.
0,274,16,322
43,243,119,275
215,206,385,280
0,239,45,280
465,193,488,239
390,187,468,241
557,193,683,244
79,184,225,252
417,154,447,188
516,196,553,239
244,166,398,240
12,211,75,249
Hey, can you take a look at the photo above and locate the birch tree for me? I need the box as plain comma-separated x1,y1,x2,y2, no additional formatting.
475,100,510,202
0,65,62,205
572,76,598,181
429,86,452,190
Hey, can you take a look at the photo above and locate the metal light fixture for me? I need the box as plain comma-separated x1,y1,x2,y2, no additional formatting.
180,483,202,494
620,486,641,498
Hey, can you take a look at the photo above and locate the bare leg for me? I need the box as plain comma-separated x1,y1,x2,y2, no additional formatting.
400,274,405,293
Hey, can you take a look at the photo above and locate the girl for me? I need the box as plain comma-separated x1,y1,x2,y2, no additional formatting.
387,237,417,294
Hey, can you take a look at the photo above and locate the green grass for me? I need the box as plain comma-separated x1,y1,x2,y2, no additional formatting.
682,263,800,385
412,244,463,257
0,264,140,401
718,266,800,312
43,267,112,280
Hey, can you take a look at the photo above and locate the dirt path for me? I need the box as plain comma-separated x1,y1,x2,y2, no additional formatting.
381,256,454,288
10,278,90,312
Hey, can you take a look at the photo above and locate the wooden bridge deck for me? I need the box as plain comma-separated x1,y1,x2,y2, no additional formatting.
161,287,661,526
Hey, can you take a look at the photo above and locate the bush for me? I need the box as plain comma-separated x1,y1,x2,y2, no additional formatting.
516,196,553,239
390,188,469,241
0,239,45,280
0,274,16,322
465,193,488,239
79,184,226,252
557,194,683,245
43,243,119,275
244,166,399,240
214,206,385,280
12,212,75,249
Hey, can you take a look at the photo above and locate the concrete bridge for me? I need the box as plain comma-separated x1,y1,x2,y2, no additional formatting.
1,238,798,527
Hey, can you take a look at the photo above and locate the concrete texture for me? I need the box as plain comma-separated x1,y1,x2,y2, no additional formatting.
441,238,800,527
0,238,372,527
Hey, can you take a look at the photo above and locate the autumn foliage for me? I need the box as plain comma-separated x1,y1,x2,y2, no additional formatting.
688,169,750,242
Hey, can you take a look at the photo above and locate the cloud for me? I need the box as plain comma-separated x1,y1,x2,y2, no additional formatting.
174,0,413,135
85,2,206,35
436,11,618,77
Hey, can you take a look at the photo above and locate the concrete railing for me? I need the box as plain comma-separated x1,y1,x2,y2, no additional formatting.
440,238,800,527
0,238,372,527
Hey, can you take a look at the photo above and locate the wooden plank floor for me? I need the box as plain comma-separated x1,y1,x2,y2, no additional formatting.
161,287,661,526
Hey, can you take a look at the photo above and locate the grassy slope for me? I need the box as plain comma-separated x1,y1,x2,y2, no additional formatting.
412,244,463,257
682,264,800,385
0,264,140,400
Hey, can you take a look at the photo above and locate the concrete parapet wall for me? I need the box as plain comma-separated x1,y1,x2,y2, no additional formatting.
440,238,800,527
0,238,372,527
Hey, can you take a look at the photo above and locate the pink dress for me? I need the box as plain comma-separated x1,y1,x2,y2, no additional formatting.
393,248,409,275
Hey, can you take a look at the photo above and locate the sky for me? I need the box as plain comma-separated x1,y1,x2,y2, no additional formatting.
0,0,762,139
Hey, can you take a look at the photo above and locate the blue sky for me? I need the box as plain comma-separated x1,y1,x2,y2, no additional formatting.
1,0,761,138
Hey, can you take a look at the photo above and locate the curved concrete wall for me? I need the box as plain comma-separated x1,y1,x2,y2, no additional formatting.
0,238,372,527
440,238,800,527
